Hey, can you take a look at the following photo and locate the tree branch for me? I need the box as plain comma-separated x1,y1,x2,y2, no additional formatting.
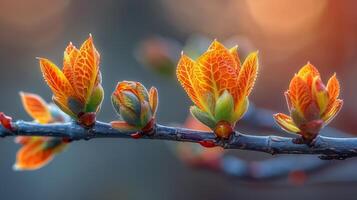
168,106,356,184
219,155,327,180
1,120,357,159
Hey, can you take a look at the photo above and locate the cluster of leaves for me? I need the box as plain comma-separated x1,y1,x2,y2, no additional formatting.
177,40,258,139
274,65,342,142
2,35,342,171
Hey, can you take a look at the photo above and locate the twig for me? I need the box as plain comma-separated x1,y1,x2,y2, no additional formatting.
1,120,357,160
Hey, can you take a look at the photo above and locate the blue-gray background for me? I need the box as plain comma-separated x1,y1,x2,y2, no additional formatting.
0,0,357,199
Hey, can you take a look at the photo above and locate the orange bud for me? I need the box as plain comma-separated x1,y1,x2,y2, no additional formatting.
39,35,103,122
213,121,234,139
176,40,258,139
274,63,342,140
111,81,158,132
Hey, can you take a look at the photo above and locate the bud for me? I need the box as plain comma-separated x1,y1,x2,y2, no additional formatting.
111,81,158,133
136,37,181,77
274,63,343,141
177,40,259,139
39,35,103,127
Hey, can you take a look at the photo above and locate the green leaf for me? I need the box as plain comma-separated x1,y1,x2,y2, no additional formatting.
140,101,153,127
232,97,249,122
120,105,141,126
111,95,121,116
190,106,216,129
135,82,150,102
85,84,104,113
214,90,234,122
67,97,84,115
203,92,215,114
119,91,142,115
111,89,142,125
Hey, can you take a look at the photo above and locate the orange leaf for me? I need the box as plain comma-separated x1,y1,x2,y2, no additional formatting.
288,75,313,115
20,92,52,124
297,63,320,89
207,39,227,51
176,54,204,110
229,45,241,71
94,71,102,87
133,82,149,102
208,40,240,71
235,51,258,103
195,47,238,100
149,87,158,116
39,58,75,106
72,35,100,103
325,74,340,111
273,113,300,133
63,42,80,86
297,62,320,80
322,99,343,124
15,136,33,145
14,139,54,171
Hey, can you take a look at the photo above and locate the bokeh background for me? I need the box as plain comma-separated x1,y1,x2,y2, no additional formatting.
0,0,357,199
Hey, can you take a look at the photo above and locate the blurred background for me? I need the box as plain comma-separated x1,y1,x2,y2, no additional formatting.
1,0,357,199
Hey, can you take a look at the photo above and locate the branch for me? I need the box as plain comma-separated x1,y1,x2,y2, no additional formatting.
172,106,355,184
219,155,326,180
216,155,357,185
2,120,357,159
